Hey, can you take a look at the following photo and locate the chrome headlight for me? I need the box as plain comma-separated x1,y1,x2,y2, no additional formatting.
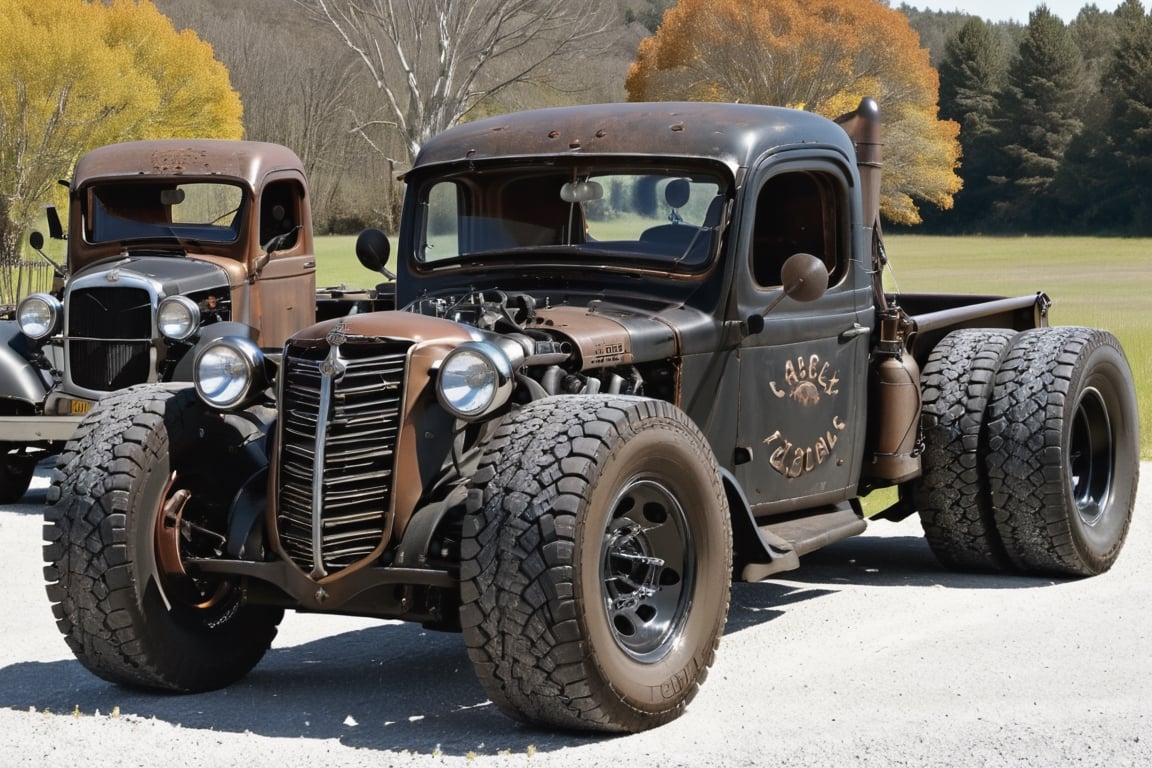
193,336,266,410
157,296,201,342
16,293,62,340
436,341,514,420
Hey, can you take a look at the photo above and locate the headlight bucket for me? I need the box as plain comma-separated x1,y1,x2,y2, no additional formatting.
157,295,201,342
193,336,267,410
436,341,515,420
16,293,63,341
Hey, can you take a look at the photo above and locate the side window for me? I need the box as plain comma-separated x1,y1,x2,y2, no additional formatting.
423,181,460,261
260,179,303,251
751,172,841,288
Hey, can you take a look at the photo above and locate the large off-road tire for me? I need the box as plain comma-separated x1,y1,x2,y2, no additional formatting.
460,396,732,733
985,327,1140,577
0,443,37,503
43,385,283,691
914,329,1015,571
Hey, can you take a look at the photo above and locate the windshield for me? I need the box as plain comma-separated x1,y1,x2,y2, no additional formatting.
84,181,246,245
417,168,727,270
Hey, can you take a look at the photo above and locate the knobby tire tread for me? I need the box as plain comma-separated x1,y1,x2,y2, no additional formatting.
915,329,1014,571
985,327,1136,576
459,396,730,732
43,385,280,691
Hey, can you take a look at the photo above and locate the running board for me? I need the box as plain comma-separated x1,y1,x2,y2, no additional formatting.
741,504,867,582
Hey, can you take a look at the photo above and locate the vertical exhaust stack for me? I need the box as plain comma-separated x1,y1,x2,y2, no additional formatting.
835,98,887,314
835,97,882,241
837,98,922,484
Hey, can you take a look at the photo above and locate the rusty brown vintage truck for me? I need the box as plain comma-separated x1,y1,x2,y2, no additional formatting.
0,139,389,502
43,100,1139,733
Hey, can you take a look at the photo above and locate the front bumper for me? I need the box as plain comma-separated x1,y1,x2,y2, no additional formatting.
0,404,87,442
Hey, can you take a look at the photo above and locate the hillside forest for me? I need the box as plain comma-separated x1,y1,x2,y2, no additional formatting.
64,1,1152,235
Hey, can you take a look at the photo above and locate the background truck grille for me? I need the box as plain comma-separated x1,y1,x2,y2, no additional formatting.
277,339,409,576
66,287,152,391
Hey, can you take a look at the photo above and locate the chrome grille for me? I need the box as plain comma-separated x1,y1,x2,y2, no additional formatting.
66,286,152,391
277,339,409,576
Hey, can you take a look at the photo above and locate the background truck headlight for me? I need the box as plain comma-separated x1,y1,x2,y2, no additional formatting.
16,293,63,340
157,295,202,342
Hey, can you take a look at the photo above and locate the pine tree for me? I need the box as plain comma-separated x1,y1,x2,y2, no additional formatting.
937,17,1009,229
1100,1,1152,231
995,6,1087,229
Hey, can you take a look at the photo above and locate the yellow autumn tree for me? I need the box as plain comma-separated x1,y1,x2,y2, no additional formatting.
0,0,243,300
626,0,960,225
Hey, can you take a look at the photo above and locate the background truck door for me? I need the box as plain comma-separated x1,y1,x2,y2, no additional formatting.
251,177,317,347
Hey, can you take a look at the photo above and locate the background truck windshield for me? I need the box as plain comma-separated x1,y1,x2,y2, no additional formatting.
85,181,245,244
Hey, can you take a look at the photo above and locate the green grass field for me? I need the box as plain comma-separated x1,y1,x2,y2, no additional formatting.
317,233,1152,458
885,235,1150,459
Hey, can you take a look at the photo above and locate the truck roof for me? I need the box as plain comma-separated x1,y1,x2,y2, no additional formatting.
72,139,306,189
412,102,856,175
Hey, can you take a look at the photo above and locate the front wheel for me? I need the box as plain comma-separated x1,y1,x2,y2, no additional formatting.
43,386,283,691
459,396,732,732
985,328,1140,576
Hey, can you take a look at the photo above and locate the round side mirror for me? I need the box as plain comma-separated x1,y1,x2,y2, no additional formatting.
29,231,44,250
355,228,392,274
780,252,829,303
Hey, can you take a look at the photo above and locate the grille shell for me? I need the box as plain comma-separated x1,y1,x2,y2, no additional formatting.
65,286,153,391
277,338,410,577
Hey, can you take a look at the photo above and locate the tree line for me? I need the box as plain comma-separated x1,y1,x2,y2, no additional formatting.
161,0,1152,236
154,0,644,235
0,0,242,300
903,0,1152,234
5,0,1149,275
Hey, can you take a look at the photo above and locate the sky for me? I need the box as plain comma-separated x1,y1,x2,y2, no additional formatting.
910,1,1120,23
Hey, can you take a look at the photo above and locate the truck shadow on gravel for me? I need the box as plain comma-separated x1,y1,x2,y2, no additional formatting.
0,586,820,755
728,531,1055,632
1,482,1052,756
0,623,590,756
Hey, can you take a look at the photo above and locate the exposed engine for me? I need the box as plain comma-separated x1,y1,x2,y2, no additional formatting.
406,288,665,401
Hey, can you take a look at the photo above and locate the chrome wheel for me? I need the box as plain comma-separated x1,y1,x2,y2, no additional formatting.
601,478,695,663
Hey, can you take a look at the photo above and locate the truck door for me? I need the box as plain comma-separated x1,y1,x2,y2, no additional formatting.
252,178,317,347
733,161,872,514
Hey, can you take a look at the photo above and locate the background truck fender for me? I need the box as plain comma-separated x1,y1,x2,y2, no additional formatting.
171,321,262,381
0,322,52,407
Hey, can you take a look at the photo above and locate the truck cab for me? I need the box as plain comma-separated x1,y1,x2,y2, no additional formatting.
0,139,381,501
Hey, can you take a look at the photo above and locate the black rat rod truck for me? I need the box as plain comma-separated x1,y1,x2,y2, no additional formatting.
44,100,1139,733
0,139,388,502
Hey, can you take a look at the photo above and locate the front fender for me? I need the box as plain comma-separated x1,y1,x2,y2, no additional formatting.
0,322,52,406
720,466,801,580
171,321,261,381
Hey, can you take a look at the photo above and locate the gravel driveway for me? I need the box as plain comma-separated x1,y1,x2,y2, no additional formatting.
1,463,1148,767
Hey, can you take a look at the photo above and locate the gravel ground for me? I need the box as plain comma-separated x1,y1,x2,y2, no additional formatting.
1,462,1148,768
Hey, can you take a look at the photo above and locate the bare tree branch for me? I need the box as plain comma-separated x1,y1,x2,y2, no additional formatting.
297,0,615,166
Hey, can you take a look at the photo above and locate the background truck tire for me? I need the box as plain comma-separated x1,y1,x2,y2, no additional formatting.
985,327,1140,577
459,395,732,733
43,385,283,691
914,329,1015,571
0,443,37,503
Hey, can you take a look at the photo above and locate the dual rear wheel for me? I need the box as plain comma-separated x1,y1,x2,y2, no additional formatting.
916,327,1139,577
